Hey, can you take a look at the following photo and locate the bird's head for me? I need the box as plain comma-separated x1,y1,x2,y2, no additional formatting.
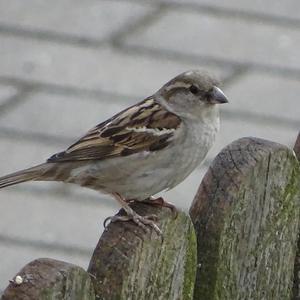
155,70,228,119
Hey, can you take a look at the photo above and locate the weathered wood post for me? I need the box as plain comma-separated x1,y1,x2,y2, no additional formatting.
294,133,300,160
2,258,95,300
88,203,197,300
190,137,300,300
292,132,300,300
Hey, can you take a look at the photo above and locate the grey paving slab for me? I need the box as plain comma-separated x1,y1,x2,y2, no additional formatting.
0,189,114,249
124,10,300,70
223,72,300,123
0,0,155,41
0,136,63,174
162,167,206,210
0,243,90,291
0,91,132,139
160,0,300,21
0,83,18,105
0,136,76,196
212,114,298,159
0,36,229,96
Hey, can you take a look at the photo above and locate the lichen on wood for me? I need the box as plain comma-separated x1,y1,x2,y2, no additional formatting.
2,258,95,300
87,203,197,300
190,137,300,300
292,132,300,300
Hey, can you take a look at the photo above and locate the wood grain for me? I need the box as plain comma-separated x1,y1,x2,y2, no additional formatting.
2,258,95,300
190,137,300,300
292,132,300,300
88,203,197,300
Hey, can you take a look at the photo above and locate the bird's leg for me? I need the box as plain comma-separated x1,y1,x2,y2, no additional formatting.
103,193,162,235
140,196,178,218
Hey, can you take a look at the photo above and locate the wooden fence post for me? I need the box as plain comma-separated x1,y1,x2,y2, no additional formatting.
1,258,95,300
88,203,197,300
294,133,300,160
2,206,196,300
292,132,300,300
190,137,300,300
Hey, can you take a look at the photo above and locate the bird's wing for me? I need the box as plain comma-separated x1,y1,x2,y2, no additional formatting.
47,97,182,163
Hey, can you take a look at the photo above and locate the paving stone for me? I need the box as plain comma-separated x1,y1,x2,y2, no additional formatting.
211,115,298,160
162,167,206,209
0,243,90,291
223,72,300,123
0,189,115,249
161,0,300,21
0,136,64,174
0,0,155,41
0,136,86,197
0,83,18,105
0,91,132,139
124,10,300,70
0,36,229,96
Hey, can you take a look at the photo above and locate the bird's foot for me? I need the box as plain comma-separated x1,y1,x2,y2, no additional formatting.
104,193,162,235
141,197,178,218
103,212,161,236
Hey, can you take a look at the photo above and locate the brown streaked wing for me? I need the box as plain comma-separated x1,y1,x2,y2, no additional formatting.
47,98,181,163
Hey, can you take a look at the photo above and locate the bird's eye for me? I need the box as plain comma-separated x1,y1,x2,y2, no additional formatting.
189,85,199,94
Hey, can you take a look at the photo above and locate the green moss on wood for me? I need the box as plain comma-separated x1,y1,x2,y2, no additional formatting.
191,138,300,300
214,149,300,299
183,222,197,300
88,205,197,300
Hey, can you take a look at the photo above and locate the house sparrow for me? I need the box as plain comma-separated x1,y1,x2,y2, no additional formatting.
0,70,228,234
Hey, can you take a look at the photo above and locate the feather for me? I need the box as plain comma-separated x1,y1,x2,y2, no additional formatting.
47,97,181,163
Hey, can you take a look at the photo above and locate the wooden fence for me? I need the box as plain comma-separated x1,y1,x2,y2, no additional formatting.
2,134,300,300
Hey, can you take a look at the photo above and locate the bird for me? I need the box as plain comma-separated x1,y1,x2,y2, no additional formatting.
0,70,228,235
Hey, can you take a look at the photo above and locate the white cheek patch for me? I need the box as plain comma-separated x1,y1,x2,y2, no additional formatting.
126,126,175,136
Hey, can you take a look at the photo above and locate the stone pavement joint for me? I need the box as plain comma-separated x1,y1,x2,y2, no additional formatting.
117,42,300,80
0,0,157,47
218,66,249,87
143,0,300,26
0,22,106,48
158,0,300,28
0,85,34,117
0,234,92,257
0,76,134,103
109,3,168,45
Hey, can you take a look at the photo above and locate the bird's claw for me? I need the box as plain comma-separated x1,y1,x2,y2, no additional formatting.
103,213,162,236
142,197,178,219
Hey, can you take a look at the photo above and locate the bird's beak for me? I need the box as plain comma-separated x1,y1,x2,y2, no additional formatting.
209,86,228,104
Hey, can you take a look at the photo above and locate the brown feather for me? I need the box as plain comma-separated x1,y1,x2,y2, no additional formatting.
47,98,181,163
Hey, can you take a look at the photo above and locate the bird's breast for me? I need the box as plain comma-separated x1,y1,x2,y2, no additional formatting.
165,116,219,189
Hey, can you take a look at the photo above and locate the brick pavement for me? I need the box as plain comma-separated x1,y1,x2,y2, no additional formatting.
0,0,299,292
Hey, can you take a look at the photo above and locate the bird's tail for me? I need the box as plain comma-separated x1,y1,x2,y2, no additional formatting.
0,163,50,189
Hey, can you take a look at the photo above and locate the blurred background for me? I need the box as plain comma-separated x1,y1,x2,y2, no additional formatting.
0,0,299,291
